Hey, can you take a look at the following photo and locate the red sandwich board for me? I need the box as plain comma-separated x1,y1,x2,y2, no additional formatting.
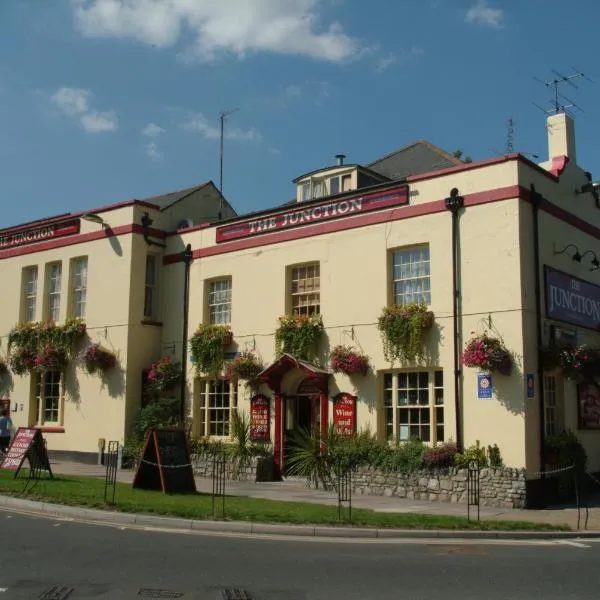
0,427,53,479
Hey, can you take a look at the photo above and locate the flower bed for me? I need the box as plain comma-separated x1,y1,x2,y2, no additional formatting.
329,345,370,376
275,314,324,361
461,333,512,375
377,303,434,364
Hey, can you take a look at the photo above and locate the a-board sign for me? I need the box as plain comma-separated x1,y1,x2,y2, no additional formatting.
0,427,53,478
332,393,356,436
132,428,196,494
250,395,270,442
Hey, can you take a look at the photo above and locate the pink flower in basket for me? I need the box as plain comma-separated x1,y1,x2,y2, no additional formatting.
329,345,371,376
461,334,512,376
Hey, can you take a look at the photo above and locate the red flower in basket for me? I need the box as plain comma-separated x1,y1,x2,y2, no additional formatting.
461,334,512,376
82,343,117,375
146,356,181,393
329,345,371,376
8,347,37,376
33,345,68,373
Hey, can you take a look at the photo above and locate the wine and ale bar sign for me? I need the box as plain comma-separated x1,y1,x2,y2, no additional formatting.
0,219,81,250
216,185,409,243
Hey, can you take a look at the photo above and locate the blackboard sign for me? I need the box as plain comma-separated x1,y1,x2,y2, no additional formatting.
132,428,196,494
0,427,53,478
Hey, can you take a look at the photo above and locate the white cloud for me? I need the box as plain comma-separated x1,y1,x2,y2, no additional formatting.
144,140,161,159
465,0,504,28
50,87,118,133
141,122,165,137
375,46,424,73
71,0,363,63
183,112,261,141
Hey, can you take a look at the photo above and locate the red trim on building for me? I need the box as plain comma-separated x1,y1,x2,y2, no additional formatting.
548,156,570,177
0,199,160,237
39,427,65,433
164,185,523,264
0,223,166,261
0,219,80,252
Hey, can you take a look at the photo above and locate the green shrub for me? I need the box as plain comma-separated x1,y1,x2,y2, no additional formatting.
134,397,180,441
455,441,488,467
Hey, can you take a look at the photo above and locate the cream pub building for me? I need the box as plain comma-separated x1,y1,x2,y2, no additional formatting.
1,112,600,487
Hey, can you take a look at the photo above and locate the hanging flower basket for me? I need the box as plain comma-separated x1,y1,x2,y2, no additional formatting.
224,351,264,386
544,344,600,381
377,303,434,364
32,345,68,373
146,356,181,393
82,343,118,375
8,346,37,376
329,345,371,376
275,314,324,361
190,324,233,375
461,333,512,376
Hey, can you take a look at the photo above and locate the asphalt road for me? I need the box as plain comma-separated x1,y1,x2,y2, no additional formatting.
0,509,598,600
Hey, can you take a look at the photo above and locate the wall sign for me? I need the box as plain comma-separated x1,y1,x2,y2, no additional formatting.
577,381,600,430
0,219,80,250
526,373,535,399
333,393,356,436
545,266,600,331
250,395,270,442
216,185,409,243
477,373,493,399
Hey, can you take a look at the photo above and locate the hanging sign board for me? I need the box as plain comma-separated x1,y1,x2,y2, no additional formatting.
132,428,196,494
250,395,270,442
333,393,356,436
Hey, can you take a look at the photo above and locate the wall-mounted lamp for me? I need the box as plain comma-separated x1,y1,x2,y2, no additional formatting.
581,250,600,271
141,212,166,248
575,172,600,209
553,243,582,262
81,213,108,228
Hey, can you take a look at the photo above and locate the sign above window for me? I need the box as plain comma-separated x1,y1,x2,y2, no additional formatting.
545,266,600,331
0,219,80,250
216,185,409,243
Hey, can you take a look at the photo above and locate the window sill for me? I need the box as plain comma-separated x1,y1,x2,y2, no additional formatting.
141,319,163,327
38,426,65,433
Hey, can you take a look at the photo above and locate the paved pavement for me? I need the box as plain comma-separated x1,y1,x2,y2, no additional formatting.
44,459,600,532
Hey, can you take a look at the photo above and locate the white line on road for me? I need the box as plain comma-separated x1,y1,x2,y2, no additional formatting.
558,540,591,548
0,588,8,592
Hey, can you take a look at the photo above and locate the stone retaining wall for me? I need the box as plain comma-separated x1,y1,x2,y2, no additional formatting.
190,454,275,482
351,466,527,509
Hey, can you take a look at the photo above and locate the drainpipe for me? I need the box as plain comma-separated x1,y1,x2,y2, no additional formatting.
445,188,464,451
530,185,546,502
180,244,193,426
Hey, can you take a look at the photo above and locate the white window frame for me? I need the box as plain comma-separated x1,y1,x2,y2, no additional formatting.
144,254,157,319
329,176,340,196
383,370,444,444
208,278,232,325
199,379,236,437
34,370,63,426
391,245,431,305
46,262,62,322
70,257,88,318
290,263,320,316
22,266,38,322
301,182,311,202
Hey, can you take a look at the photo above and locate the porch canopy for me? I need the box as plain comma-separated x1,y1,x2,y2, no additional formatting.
258,353,330,394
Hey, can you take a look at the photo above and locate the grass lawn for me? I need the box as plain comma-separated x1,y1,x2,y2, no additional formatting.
0,470,569,531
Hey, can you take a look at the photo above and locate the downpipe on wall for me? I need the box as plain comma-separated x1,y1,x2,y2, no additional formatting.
530,185,547,508
445,188,464,452
180,244,193,426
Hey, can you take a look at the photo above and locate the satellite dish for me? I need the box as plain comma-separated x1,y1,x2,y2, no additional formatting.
176,218,194,230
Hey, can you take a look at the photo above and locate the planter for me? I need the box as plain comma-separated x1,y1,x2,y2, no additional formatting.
146,356,182,394
82,343,118,375
33,345,68,373
224,351,264,385
255,456,276,482
377,303,434,364
190,324,233,375
275,314,324,361
461,334,513,375
329,345,370,376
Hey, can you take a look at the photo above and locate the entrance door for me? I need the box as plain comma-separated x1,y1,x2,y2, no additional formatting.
283,394,321,475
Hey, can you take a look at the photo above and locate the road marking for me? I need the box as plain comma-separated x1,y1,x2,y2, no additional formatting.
559,540,591,548
0,588,8,592
53,523,61,527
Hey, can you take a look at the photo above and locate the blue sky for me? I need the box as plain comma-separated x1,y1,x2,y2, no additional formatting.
1,0,599,228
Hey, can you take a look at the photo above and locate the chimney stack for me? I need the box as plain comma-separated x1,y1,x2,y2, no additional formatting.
547,112,576,163
335,154,346,166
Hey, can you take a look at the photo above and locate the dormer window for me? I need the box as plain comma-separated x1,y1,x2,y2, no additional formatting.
329,176,340,196
301,183,311,202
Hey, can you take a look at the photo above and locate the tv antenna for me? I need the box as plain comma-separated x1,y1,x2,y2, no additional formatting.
533,67,592,116
219,107,239,217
